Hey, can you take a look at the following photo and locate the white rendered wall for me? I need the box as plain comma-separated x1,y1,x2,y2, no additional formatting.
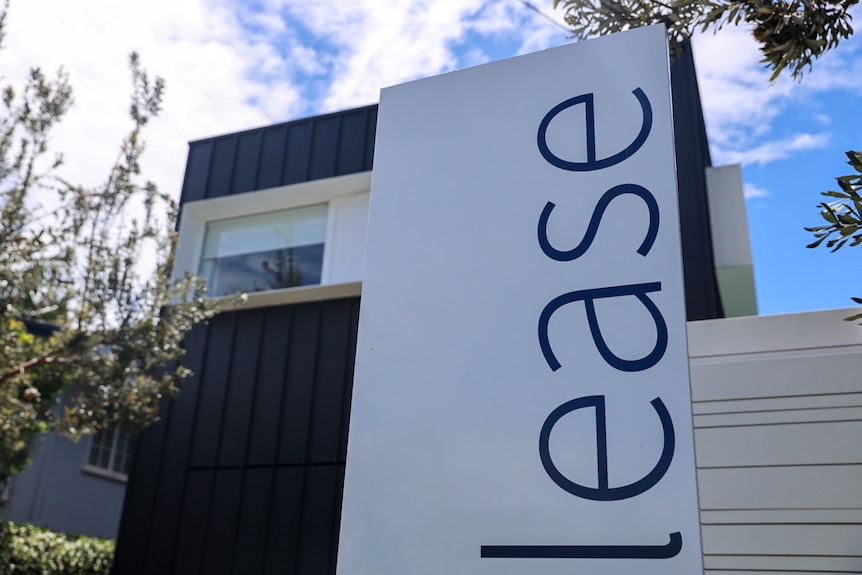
687,308,862,573
704,165,757,317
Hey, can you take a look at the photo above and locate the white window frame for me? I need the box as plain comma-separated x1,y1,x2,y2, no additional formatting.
0,477,11,506
83,427,135,482
174,171,371,311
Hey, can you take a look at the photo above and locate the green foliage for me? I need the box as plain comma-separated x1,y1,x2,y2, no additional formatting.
805,150,862,321
0,319,67,479
805,151,862,251
0,521,114,574
0,0,220,486
553,0,857,81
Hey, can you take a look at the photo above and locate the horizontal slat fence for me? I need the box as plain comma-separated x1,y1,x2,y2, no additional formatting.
689,309,862,574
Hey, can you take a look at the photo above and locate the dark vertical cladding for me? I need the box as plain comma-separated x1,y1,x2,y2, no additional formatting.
283,122,312,185
209,138,239,199
259,126,289,190
118,100,371,575
309,115,340,181
180,140,213,203
336,110,371,176
114,299,360,575
233,132,263,195
178,105,378,205
671,43,724,321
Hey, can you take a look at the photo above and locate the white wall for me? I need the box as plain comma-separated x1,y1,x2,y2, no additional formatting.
704,165,757,317
688,308,862,573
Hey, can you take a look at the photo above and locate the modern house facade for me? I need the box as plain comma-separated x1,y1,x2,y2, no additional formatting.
81,43,862,574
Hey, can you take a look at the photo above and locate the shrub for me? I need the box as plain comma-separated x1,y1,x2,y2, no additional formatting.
0,521,114,574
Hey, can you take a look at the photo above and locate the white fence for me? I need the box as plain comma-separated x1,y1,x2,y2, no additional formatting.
689,308,862,574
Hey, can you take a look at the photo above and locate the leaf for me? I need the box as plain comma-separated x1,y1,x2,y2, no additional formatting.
821,205,839,224
822,190,850,198
806,236,828,248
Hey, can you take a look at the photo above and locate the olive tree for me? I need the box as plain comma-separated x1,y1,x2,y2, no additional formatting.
0,2,218,488
805,151,862,319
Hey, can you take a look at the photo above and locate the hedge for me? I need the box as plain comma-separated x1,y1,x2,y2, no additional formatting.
0,521,114,574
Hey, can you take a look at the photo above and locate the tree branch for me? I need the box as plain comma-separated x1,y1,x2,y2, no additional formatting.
0,351,69,386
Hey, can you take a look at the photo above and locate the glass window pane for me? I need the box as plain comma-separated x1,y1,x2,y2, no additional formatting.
99,447,111,469
104,427,115,449
200,204,327,297
88,446,102,467
111,433,135,474
88,430,110,467
87,428,134,477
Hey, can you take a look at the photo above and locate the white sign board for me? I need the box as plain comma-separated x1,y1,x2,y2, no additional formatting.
338,25,704,575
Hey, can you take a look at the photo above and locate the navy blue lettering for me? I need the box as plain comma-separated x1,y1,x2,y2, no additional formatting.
538,396,675,501
537,88,652,172
481,532,682,559
482,83,682,561
538,184,659,261
538,282,668,372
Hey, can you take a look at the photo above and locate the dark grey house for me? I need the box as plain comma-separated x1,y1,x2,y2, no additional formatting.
4,426,131,539
112,46,726,574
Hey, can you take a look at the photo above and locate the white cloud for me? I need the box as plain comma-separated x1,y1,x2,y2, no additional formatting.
3,0,303,202
692,27,794,148
743,182,770,199
692,13,861,169
813,113,832,126
269,0,565,112
284,0,487,110
470,1,522,36
718,132,830,166
516,20,569,55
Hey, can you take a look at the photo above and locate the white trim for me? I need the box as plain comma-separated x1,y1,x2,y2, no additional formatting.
82,464,129,484
689,342,862,366
687,307,862,358
321,201,338,285
174,172,371,308
0,477,11,505
213,281,362,311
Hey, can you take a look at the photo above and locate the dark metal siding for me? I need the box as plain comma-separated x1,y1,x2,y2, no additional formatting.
671,43,723,321
113,298,360,575
115,106,376,575
177,106,377,204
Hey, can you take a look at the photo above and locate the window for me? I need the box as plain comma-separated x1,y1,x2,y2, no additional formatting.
85,427,135,481
173,172,371,310
200,203,327,297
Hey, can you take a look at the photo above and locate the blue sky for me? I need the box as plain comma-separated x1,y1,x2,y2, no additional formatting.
4,0,860,316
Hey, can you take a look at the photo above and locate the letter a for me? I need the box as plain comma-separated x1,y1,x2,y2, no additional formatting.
538,282,667,372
